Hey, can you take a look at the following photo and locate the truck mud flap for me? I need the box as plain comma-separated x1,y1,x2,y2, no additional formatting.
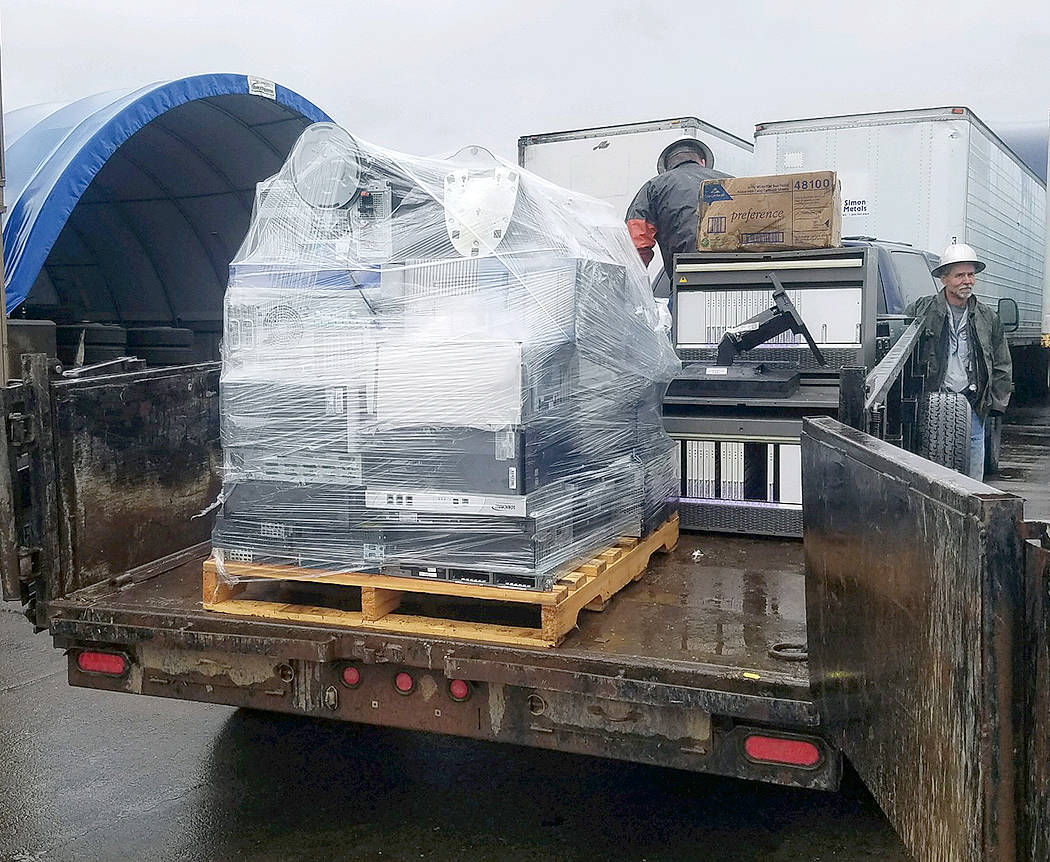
802,416,1034,862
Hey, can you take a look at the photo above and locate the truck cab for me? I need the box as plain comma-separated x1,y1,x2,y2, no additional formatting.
849,237,939,314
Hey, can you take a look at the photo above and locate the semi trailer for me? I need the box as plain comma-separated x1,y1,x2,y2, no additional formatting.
755,106,1048,397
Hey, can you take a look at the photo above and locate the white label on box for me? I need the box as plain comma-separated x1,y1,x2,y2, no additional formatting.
508,467,518,490
494,430,517,461
363,544,386,562
247,76,277,99
325,386,346,415
705,367,729,375
365,488,527,517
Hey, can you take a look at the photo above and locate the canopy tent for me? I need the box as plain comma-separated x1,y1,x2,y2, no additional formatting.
2,74,331,328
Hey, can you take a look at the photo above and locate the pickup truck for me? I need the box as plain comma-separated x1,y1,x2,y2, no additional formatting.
3,313,1050,862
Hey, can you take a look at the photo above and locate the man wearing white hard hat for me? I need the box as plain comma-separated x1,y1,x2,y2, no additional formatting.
905,243,1012,481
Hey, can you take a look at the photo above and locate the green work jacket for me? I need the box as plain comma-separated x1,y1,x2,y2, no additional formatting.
905,290,1012,419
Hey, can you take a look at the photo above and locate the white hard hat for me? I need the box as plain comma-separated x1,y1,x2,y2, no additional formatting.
931,243,986,277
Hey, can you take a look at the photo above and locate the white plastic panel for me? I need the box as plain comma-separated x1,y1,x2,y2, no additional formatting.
779,444,802,505
675,287,863,347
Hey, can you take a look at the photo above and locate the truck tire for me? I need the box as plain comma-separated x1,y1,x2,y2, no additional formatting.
918,392,971,474
130,345,195,366
126,327,194,349
56,323,127,347
82,346,128,364
984,413,1003,476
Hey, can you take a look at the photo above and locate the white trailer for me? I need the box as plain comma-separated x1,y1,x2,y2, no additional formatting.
753,107,1048,392
518,118,754,281
1043,109,1050,353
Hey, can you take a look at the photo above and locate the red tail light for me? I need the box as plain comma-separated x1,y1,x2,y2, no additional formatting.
76,650,128,676
394,672,415,695
340,665,362,688
744,734,821,768
448,679,471,702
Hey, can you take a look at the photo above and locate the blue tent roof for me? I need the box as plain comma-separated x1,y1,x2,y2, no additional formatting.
3,74,331,318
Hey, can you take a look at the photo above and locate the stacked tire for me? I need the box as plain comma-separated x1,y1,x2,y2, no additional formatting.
56,324,196,368
918,392,971,475
125,327,195,366
56,324,127,366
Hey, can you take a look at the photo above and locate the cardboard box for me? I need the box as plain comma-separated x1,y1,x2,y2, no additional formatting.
696,171,841,252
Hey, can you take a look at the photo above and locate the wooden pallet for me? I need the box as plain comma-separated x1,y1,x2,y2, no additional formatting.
202,514,679,647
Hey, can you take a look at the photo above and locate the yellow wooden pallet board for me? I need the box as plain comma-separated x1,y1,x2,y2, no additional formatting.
202,514,679,647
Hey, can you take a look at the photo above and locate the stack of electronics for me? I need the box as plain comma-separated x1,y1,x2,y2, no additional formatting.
212,125,680,591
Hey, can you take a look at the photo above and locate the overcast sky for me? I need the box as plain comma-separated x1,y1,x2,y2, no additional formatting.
1,0,1048,160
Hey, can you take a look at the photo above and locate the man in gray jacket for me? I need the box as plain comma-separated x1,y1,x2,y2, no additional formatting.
625,138,728,279
905,243,1012,481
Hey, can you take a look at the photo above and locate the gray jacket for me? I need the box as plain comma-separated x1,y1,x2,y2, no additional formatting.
905,290,1012,418
626,162,729,277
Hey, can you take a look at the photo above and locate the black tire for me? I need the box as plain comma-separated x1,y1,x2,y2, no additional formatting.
984,413,1002,475
83,346,128,364
55,323,126,347
918,392,971,474
131,345,195,366
126,326,194,348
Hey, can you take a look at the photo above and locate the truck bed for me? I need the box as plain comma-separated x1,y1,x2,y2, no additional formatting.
49,531,811,710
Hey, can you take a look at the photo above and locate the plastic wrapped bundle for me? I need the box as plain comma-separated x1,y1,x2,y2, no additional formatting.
212,124,680,591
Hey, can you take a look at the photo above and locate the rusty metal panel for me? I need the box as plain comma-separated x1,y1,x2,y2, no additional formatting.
802,416,1025,862
23,356,62,626
1022,525,1050,860
51,363,221,595
0,384,25,600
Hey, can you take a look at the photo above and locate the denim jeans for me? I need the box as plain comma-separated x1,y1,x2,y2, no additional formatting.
969,407,985,483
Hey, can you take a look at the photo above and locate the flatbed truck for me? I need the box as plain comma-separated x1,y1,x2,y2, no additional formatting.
2,338,1050,862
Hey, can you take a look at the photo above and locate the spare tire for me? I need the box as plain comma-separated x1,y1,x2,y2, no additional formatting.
918,392,971,474
130,345,195,366
55,323,127,348
126,327,194,348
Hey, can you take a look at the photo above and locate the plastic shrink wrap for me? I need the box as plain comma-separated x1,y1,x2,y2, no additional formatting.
212,125,680,591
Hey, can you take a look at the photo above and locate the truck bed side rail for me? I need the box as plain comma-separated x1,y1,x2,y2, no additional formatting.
803,415,1029,862
838,317,926,449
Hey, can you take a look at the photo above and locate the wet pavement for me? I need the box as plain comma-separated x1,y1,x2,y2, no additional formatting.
1,398,1047,862
994,395,1050,519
